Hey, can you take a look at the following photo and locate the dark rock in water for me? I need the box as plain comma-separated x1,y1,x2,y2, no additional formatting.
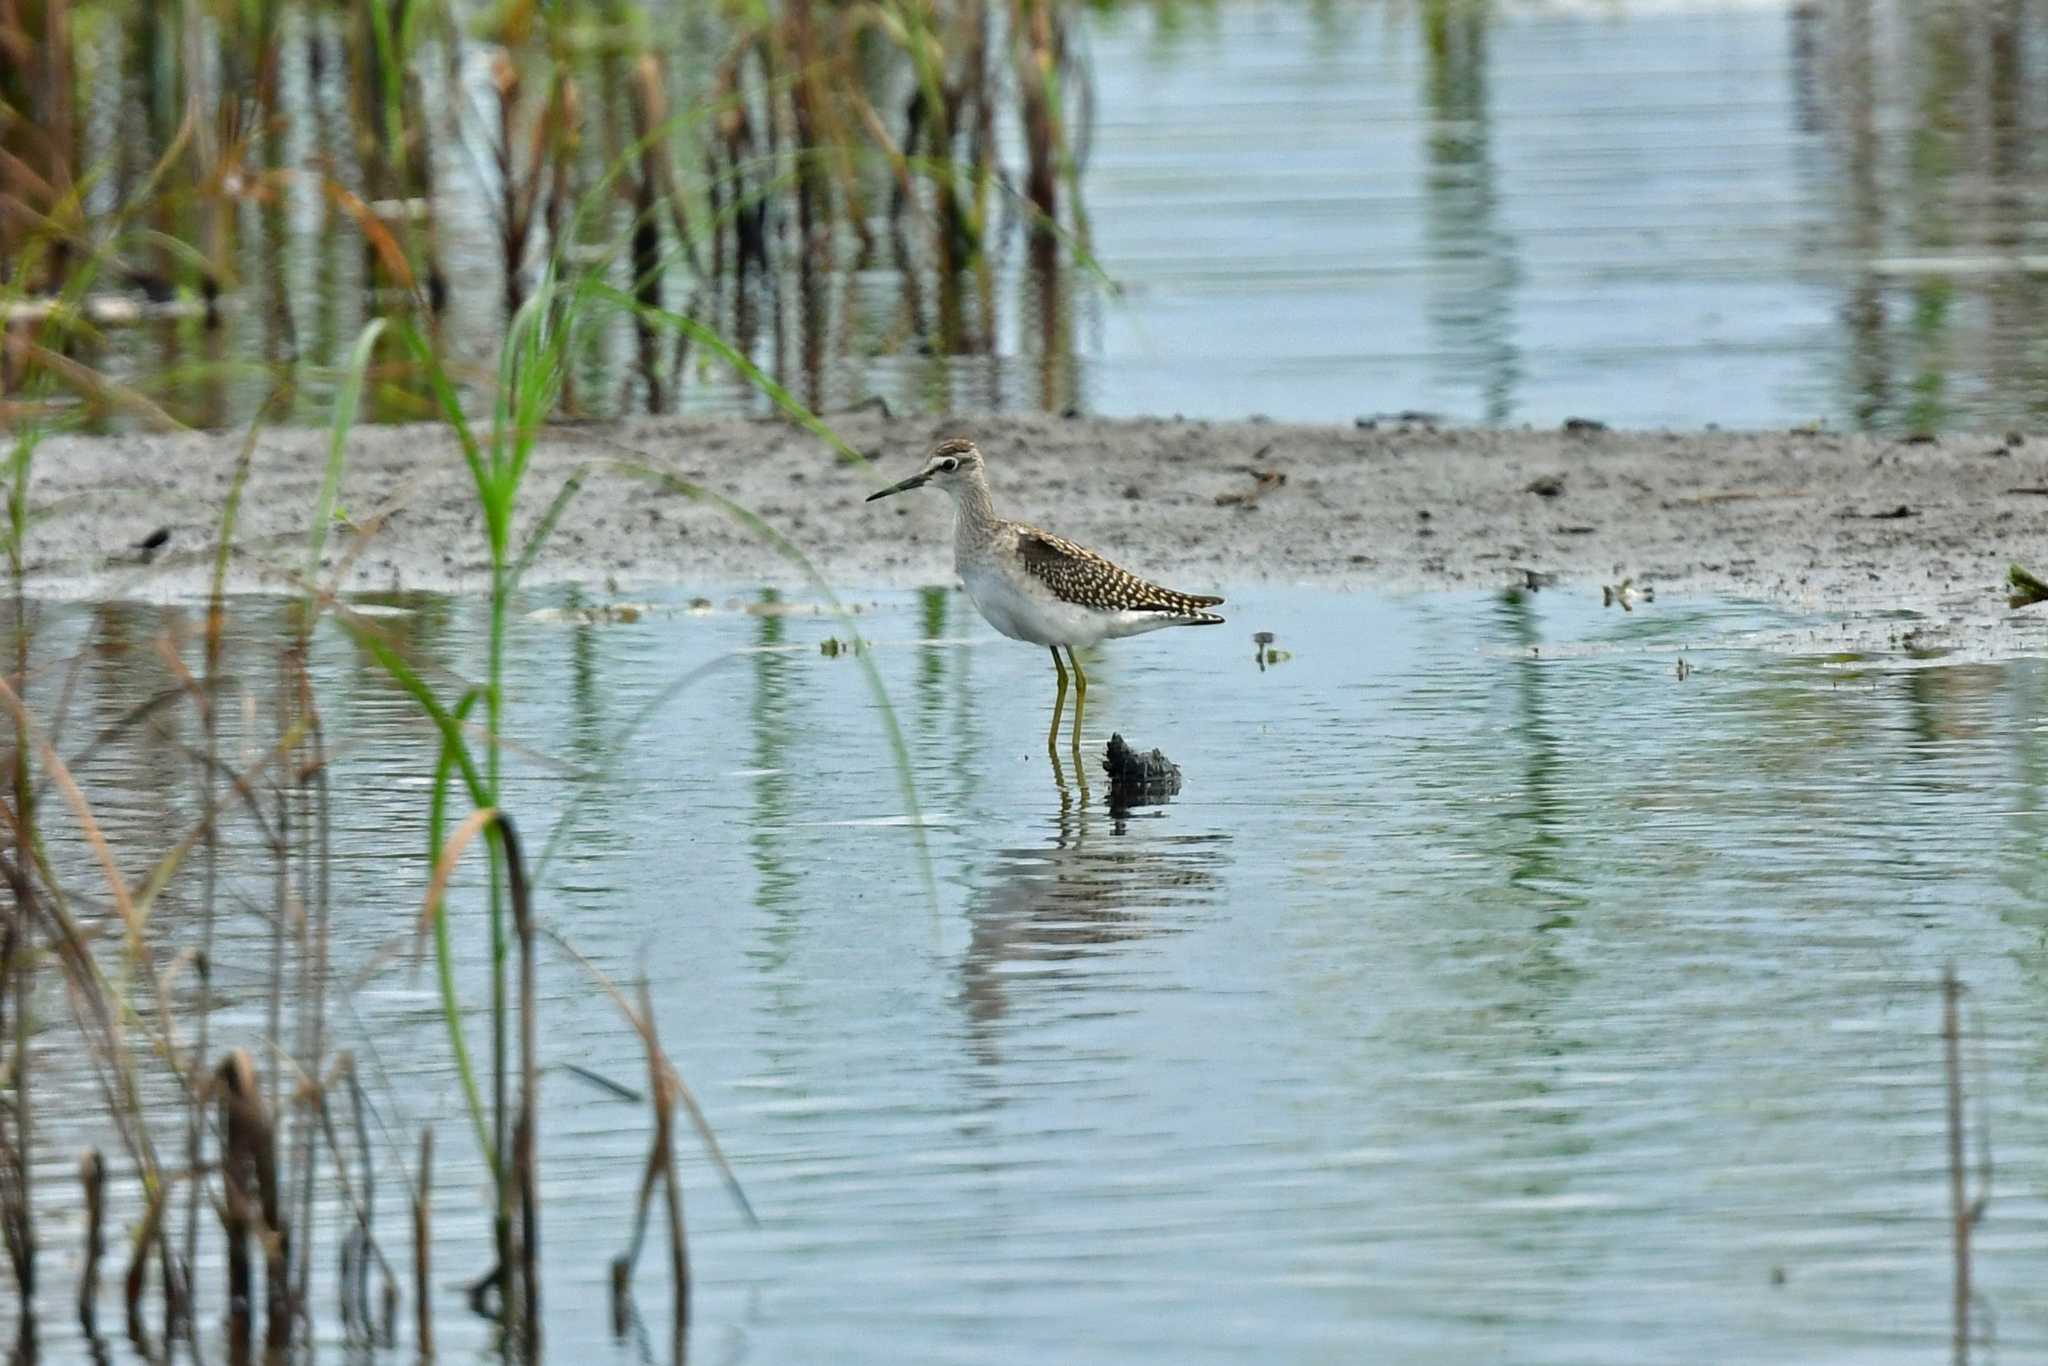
1103,733,1181,810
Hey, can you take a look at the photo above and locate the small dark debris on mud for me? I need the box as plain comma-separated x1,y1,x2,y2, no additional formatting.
129,526,171,563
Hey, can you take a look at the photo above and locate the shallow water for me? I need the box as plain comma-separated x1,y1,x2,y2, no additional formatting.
65,0,2048,434
9,584,2048,1360
1083,0,2048,431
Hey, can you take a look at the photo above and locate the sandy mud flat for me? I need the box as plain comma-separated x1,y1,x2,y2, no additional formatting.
22,413,2048,656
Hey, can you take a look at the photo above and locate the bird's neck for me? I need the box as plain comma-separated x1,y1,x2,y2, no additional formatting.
950,471,1000,550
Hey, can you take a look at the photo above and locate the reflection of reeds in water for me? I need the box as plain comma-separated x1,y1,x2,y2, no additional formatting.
1802,0,2048,434
0,0,1096,431
1419,0,1518,426
958,809,1227,1058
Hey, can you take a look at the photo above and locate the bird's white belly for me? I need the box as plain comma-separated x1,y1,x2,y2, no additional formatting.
959,563,1173,647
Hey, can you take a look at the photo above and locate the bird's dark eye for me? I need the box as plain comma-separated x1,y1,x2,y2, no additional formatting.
938,457,959,472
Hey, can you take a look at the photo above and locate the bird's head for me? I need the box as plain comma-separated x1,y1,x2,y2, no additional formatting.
865,437,984,503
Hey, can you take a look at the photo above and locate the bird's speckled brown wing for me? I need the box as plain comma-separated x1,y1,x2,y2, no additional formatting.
1015,526,1225,619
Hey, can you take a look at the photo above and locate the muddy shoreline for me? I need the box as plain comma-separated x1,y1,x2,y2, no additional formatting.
23,413,2048,653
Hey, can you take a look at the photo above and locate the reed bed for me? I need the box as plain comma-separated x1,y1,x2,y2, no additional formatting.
0,0,1098,432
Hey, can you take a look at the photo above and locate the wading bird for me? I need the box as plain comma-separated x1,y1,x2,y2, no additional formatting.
866,438,1225,754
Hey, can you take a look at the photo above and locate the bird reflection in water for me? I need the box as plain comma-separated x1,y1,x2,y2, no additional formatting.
958,742,1227,1066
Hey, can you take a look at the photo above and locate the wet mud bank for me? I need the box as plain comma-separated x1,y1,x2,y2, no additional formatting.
24,414,2048,653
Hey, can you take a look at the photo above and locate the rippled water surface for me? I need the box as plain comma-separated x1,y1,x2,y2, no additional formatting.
1082,0,2048,430
10,584,2048,1361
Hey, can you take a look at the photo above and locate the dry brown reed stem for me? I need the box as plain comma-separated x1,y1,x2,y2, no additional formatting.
713,57,765,279
421,806,539,1353
609,982,690,1358
628,57,670,411
0,0,78,288
490,50,565,320
506,811,540,1358
784,0,831,260
184,403,258,1342
1011,0,1060,262
288,653,334,1324
217,1047,291,1359
0,838,178,1341
219,1052,259,1363
415,1126,434,1359
5,427,33,1361
77,1148,105,1339
639,59,708,280
0,911,28,1362
268,699,289,1121
492,51,521,315
123,1174,167,1348
1944,967,1969,1366
546,78,581,412
297,1060,400,1351
0,677,141,946
347,1063,376,1339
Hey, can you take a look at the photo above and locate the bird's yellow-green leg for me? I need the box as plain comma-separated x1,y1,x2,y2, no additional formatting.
1066,646,1088,754
1047,647,1069,756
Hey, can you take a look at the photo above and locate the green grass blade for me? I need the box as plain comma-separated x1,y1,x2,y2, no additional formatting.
501,283,570,494
529,653,741,887
396,320,489,496
430,687,494,1169
508,464,592,593
338,611,490,808
309,318,387,592
2,427,46,573
596,452,937,912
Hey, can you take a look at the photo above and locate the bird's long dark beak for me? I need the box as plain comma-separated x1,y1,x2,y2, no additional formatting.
865,471,928,502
